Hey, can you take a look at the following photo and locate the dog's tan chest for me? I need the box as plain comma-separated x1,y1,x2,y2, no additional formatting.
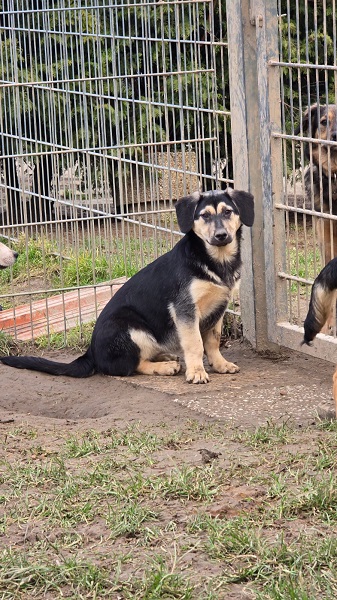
189,278,232,319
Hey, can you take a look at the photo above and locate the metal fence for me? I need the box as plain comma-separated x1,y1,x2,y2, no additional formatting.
273,0,337,362
226,0,337,364
1,0,337,364
0,0,232,342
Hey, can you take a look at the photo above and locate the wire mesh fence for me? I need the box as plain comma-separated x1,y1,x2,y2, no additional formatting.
272,0,337,342
1,0,337,358
0,0,233,342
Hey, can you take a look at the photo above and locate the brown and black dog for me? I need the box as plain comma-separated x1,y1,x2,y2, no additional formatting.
297,103,337,332
297,103,337,265
302,257,337,415
0,189,254,383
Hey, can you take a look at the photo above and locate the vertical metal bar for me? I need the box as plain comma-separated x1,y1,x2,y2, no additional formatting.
226,0,256,346
255,0,288,340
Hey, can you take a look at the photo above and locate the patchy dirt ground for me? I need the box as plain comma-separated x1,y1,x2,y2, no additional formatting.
1,339,334,429
1,339,337,598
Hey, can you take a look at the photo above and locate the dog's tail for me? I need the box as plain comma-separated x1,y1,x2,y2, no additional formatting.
302,257,337,345
0,349,95,378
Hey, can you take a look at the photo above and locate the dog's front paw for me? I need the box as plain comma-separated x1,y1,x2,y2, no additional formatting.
185,366,209,384
212,359,240,374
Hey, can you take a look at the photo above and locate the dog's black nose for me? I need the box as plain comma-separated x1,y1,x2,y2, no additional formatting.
330,131,337,142
214,230,228,242
13,252,18,260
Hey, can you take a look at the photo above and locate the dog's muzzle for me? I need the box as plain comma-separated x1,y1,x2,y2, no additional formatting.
209,229,232,246
0,251,19,268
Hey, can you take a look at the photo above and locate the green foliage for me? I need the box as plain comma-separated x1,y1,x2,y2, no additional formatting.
61,251,111,288
33,322,94,351
0,1,334,183
0,236,58,285
288,243,322,295
280,0,336,130
0,0,230,184
0,331,20,356
0,234,140,293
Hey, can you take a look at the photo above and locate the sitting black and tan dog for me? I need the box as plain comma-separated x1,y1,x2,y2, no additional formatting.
0,240,18,270
297,103,337,265
0,189,254,383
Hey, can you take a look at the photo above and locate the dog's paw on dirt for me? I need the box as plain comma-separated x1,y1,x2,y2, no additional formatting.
153,360,181,376
185,367,209,384
212,358,240,374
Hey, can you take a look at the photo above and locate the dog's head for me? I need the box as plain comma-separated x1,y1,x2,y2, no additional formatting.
175,189,254,247
0,241,18,269
296,103,337,173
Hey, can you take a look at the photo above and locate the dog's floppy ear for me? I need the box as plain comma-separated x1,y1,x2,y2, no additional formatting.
175,191,201,233
226,188,254,227
295,103,322,135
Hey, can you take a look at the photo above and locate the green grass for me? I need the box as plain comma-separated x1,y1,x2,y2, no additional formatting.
0,321,94,355
0,233,170,300
106,500,158,539
288,245,322,294
2,419,337,598
33,321,95,351
1,551,116,597
0,331,20,356
234,420,294,447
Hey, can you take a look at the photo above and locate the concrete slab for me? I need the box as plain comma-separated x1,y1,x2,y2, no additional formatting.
112,340,335,427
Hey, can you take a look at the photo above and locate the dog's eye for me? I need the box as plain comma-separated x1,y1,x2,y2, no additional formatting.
222,209,232,217
201,212,212,221
320,117,328,126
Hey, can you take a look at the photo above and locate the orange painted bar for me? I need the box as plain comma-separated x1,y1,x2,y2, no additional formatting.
0,278,126,341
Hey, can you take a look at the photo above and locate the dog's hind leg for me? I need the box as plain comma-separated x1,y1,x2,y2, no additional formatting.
320,218,337,266
94,332,141,376
136,359,180,376
316,219,337,335
320,296,337,336
153,353,180,362
203,318,239,374
128,328,180,376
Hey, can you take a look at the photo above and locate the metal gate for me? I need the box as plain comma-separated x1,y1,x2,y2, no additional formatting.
0,0,233,342
1,0,337,363
227,0,337,364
